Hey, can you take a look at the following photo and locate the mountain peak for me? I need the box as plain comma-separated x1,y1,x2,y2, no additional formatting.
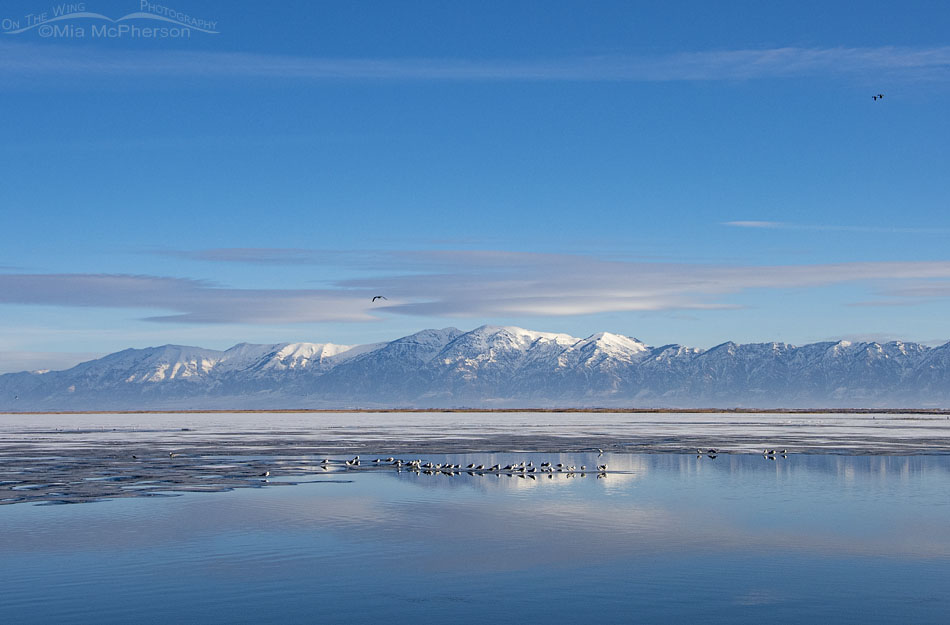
586,331,649,349
468,324,579,346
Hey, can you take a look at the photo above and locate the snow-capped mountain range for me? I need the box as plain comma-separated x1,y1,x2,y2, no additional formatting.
2,325,949,409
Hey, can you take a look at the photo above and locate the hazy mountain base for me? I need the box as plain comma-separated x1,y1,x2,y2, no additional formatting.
2,325,949,410
4,391,944,412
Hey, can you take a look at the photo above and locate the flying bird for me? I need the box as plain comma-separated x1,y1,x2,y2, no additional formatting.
873,93,884,100
372,295,387,302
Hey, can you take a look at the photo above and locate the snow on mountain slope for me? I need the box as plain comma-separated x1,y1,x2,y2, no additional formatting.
312,328,464,398
1,328,948,409
435,325,578,373
244,342,383,374
559,332,650,369
68,345,227,384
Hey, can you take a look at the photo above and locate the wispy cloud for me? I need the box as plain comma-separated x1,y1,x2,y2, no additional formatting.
3,42,950,83
0,274,377,324
724,221,950,235
4,252,950,324
881,280,950,298
846,300,924,308
724,221,786,229
349,251,950,317
160,248,358,266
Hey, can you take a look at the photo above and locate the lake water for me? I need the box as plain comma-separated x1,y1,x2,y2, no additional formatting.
3,452,949,624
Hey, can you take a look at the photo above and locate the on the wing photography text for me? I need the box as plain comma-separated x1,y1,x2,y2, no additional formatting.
1,1,218,38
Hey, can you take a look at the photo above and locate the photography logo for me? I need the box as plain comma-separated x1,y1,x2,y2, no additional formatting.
2,2,218,39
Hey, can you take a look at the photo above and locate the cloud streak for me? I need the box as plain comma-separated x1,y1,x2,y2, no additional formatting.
724,221,950,235
159,248,370,266
3,42,950,83
0,274,377,324
5,252,950,324
350,251,950,317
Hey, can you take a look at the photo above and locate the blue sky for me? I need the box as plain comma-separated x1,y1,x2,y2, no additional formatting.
2,0,950,372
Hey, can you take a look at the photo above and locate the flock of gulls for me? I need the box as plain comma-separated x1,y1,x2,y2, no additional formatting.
302,455,613,479
248,447,794,481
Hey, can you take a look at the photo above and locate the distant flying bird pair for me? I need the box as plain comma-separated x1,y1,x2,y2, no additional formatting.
872,93,885,100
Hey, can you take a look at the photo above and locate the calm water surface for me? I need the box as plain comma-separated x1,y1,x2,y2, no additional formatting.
2,453,949,624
